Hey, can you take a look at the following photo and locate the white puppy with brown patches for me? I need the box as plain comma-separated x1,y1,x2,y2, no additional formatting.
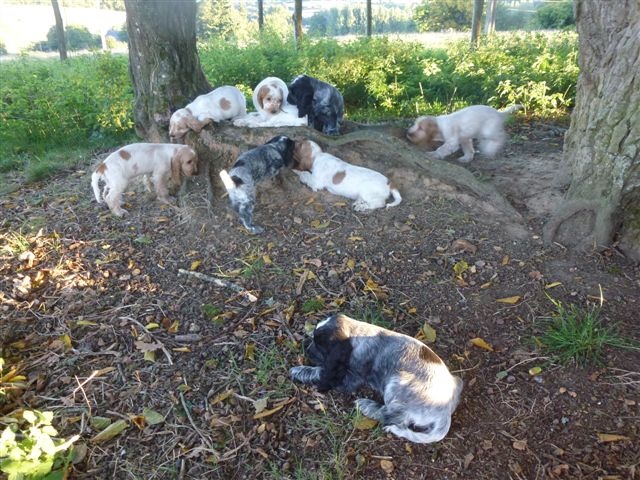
233,77,306,128
290,314,463,444
406,104,522,163
292,139,401,211
91,143,198,217
169,85,246,139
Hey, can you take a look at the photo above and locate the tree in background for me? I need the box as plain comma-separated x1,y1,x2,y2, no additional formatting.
470,0,484,47
45,24,100,51
124,0,210,142
533,0,574,29
544,0,640,259
414,0,473,31
51,0,67,60
307,6,416,37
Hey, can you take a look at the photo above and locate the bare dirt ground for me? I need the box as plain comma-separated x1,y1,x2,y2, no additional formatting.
1,121,639,480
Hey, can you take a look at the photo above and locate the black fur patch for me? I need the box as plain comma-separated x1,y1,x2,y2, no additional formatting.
287,75,344,135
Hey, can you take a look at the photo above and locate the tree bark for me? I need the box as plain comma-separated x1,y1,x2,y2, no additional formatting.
51,0,67,61
544,0,640,260
366,0,372,37
257,0,264,32
483,0,497,35
293,0,303,44
470,0,484,48
124,0,211,142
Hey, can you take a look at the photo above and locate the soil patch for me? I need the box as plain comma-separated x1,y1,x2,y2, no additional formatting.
1,122,638,479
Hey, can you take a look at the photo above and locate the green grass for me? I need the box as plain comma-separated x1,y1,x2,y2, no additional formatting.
537,299,636,365
301,297,325,314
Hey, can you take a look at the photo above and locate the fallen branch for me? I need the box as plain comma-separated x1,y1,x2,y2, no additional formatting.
178,269,258,302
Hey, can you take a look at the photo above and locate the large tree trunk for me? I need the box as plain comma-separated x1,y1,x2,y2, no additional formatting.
470,0,484,48
124,0,211,143
51,0,67,61
544,1,640,260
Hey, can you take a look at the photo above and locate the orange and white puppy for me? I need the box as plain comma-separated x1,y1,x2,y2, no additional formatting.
406,104,522,163
169,86,246,139
292,140,402,212
233,77,306,127
92,143,198,217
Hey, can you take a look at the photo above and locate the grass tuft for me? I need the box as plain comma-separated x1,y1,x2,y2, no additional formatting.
538,298,635,365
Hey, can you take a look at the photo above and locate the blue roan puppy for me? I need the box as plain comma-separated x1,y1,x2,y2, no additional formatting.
219,135,295,234
290,313,463,443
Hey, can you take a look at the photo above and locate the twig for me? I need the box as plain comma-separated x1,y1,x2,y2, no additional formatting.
178,391,216,456
121,316,173,365
72,371,100,415
178,268,258,302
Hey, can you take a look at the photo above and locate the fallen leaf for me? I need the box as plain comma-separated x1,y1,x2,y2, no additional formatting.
463,452,474,469
529,366,542,376
353,416,378,430
262,255,272,265
310,219,329,229
348,236,364,242
142,408,165,426
146,322,160,330
76,320,98,327
346,258,356,269
545,281,562,289
253,403,285,420
496,295,521,304
90,417,111,430
91,419,128,443
130,415,146,430
143,350,155,362
480,282,492,289
529,270,544,280
419,323,437,344
470,337,494,351
597,433,630,443
134,341,162,352
304,258,322,268
502,255,510,265
512,439,527,450
380,459,394,474
451,239,477,254
245,343,255,361
190,260,202,271
210,390,234,405
253,397,268,415
61,333,72,351
172,347,190,353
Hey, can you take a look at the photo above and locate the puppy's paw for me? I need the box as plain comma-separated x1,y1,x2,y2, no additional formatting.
247,225,265,235
158,195,176,205
290,366,320,384
353,200,371,213
457,156,474,163
355,398,384,420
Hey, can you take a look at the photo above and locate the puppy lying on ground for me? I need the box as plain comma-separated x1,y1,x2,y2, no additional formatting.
292,140,401,211
219,135,295,234
406,104,522,162
290,314,463,444
92,143,198,217
169,86,246,139
287,75,344,135
233,77,307,128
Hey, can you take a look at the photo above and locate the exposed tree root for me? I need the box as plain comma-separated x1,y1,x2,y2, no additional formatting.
543,199,616,251
182,121,523,221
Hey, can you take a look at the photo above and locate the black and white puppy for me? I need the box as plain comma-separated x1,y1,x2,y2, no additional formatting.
219,135,295,234
287,75,344,135
290,313,463,444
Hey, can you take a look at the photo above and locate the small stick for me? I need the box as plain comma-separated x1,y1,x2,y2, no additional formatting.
178,269,258,302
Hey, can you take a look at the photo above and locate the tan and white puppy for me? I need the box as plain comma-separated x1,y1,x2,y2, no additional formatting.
91,143,198,217
406,104,522,162
169,86,247,139
292,139,401,211
291,314,463,444
233,77,306,128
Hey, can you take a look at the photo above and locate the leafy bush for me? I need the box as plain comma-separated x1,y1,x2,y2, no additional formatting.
45,24,101,51
0,52,133,165
0,410,78,479
414,0,473,32
0,40,7,56
532,0,575,29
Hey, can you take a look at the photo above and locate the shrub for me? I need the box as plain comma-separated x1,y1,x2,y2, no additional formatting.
532,0,575,29
0,40,7,56
46,24,101,51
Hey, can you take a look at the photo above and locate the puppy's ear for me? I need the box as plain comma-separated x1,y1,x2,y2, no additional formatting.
316,338,352,392
170,150,182,184
257,85,270,108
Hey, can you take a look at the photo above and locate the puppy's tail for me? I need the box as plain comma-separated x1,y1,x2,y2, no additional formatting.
91,166,104,203
501,104,523,116
219,169,243,192
386,186,402,208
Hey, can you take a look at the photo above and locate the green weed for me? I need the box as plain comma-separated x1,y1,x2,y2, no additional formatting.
537,299,636,365
301,297,325,314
